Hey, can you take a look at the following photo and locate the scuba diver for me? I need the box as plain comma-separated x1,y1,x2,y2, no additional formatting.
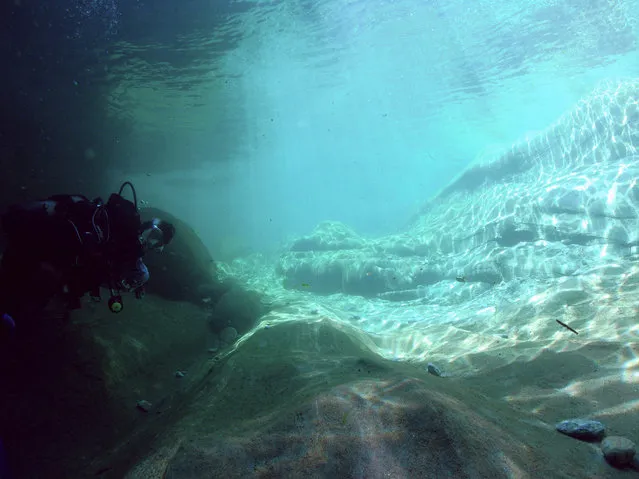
0,181,175,341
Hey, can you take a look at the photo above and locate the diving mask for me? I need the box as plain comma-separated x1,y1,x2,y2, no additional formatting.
140,219,166,252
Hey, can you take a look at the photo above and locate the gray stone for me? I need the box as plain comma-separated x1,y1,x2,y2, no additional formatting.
209,287,266,335
555,419,605,441
601,436,636,467
136,400,152,413
427,363,443,377
208,336,220,353
220,326,238,344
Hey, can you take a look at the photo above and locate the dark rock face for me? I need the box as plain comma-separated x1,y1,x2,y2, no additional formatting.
208,286,267,335
141,207,221,304
601,436,636,467
555,419,606,442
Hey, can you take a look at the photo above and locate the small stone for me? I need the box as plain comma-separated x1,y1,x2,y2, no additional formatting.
556,419,606,442
136,400,152,412
175,371,186,378
207,336,220,353
220,326,238,344
601,436,636,467
427,363,443,377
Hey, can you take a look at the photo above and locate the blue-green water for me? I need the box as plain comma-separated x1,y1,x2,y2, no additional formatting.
108,0,639,254
4,0,639,477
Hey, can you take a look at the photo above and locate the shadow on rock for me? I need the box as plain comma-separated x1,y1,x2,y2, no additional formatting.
121,319,619,479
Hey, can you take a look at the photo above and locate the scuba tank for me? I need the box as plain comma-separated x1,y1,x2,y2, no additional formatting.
102,182,142,313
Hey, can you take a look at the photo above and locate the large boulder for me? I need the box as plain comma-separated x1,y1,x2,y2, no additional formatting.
139,208,268,335
140,207,226,304
207,285,266,336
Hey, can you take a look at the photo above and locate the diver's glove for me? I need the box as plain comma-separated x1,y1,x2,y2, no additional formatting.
134,286,145,300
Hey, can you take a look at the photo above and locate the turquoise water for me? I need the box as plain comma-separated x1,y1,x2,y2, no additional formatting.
99,0,639,372
5,0,639,476
110,0,639,253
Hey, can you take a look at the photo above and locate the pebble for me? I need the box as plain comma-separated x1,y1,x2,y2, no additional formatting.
427,363,443,377
555,419,606,442
136,400,152,412
220,326,238,344
208,336,220,353
601,436,636,467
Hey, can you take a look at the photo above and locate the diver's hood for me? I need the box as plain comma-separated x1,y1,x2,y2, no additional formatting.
139,218,166,252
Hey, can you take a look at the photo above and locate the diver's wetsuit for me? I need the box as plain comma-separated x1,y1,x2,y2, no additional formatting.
0,437,8,479
0,193,148,325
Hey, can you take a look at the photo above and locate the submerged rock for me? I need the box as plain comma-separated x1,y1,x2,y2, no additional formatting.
220,327,238,344
141,207,222,305
136,400,152,413
208,287,266,335
601,436,636,467
289,221,364,252
555,419,605,441
427,363,443,377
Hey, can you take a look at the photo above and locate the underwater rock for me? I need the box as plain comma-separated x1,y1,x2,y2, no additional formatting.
555,419,605,441
377,289,420,301
219,327,238,344
460,261,503,284
141,207,223,304
601,436,636,467
197,282,227,302
208,286,266,335
279,253,405,297
136,400,152,413
495,224,538,247
289,221,364,252
207,336,220,353
427,363,444,377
